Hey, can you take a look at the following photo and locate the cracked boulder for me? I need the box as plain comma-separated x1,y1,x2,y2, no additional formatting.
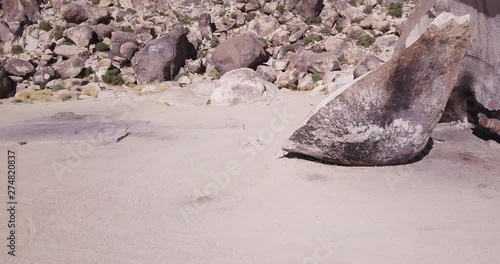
283,13,471,166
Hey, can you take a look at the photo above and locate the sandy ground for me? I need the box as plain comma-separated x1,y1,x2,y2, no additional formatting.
0,94,499,264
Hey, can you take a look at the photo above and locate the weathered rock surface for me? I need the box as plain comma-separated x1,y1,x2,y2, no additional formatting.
5,59,34,77
212,33,268,74
210,68,280,106
283,13,471,166
395,0,500,125
60,4,89,24
56,58,86,79
64,25,94,47
353,55,384,78
132,26,189,84
159,87,209,107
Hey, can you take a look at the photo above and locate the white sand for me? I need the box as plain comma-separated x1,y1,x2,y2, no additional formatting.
0,94,499,263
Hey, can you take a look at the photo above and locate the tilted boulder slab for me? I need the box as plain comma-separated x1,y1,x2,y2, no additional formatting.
282,13,471,166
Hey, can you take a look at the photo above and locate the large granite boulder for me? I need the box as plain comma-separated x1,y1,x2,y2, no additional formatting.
132,26,189,84
210,68,280,106
212,33,268,74
283,13,471,166
394,0,500,127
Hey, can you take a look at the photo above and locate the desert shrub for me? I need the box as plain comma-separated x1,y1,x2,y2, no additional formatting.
116,16,124,22
303,34,322,45
218,10,226,17
12,98,25,104
338,54,347,65
210,38,220,48
173,72,188,81
54,25,65,39
356,34,375,47
348,0,357,6
276,4,286,14
95,42,110,52
387,3,403,18
283,44,296,53
363,5,373,14
312,73,322,83
82,87,99,98
92,0,101,5
50,84,65,91
58,93,74,102
84,67,94,78
16,90,53,102
12,45,23,54
320,27,331,36
377,0,384,5
230,12,237,19
102,69,125,85
305,15,322,25
174,11,193,25
39,20,52,31
127,8,137,14
258,37,269,49
245,12,256,22
121,26,134,33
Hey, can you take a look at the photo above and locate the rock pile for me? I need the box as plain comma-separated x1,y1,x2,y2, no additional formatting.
0,0,412,103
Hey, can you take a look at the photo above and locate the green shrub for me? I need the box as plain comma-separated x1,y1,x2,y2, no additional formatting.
363,5,373,14
245,12,256,22
283,44,295,53
312,73,322,83
95,42,110,52
210,38,220,48
305,15,322,25
84,67,94,78
116,16,124,22
320,27,331,36
121,26,134,33
12,45,23,54
356,34,375,47
174,11,193,25
50,84,65,91
92,0,101,5
54,25,65,39
102,69,125,85
230,12,238,19
377,0,384,5
338,54,347,65
173,72,188,81
258,37,269,49
276,4,286,14
127,8,137,14
303,34,321,45
39,20,52,31
387,3,403,18
348,0,357,6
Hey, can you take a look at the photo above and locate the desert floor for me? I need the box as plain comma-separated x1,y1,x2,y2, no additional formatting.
0,94,499,264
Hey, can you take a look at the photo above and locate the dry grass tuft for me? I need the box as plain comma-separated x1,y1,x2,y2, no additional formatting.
82,87,99,98
16,90,53,102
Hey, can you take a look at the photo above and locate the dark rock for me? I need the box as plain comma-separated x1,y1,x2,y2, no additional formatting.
132,26,189,84
109,31,137,59
33,66,57,85
60,4,89,24
0,72,16,98
283,13,471,166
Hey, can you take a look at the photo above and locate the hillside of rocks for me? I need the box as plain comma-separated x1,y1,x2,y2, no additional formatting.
0,0,413,103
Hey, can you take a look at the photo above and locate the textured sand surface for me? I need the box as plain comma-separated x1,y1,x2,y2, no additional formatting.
0,94,499,264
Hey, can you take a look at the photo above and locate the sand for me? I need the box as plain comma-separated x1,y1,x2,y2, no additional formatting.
0,94,499,264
